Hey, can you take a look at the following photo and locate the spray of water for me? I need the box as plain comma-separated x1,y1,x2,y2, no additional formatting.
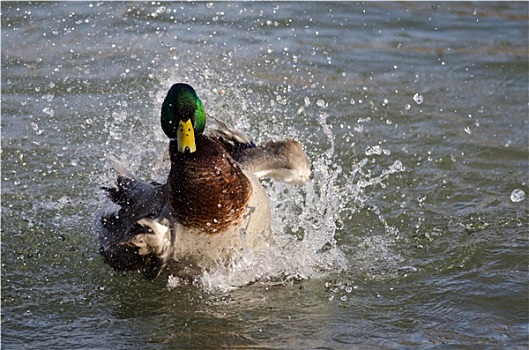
98,59,407,292
197,110,348,292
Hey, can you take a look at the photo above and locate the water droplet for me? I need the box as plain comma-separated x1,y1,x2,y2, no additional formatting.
365,145,382,156
57,196,71,208
42,107,55,117
389,160,404,172
316,99,326,108
510,189,525,203
111,111,126,122
304,96,310,106
413,93,423,105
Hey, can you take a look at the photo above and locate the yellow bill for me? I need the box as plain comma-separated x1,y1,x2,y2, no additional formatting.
177,119,196,153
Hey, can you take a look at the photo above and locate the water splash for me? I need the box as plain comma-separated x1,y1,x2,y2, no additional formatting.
191,109,349,292
510,188,526,203
97,57,408,292
187,109,406,292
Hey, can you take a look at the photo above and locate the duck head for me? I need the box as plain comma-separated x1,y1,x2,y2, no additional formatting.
161,83,206,154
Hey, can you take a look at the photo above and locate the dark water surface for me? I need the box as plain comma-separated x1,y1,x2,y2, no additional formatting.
2,2,528,349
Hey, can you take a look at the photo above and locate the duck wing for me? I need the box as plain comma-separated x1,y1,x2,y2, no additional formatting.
231,139,312,185
154,117,312,185
207,114,255,148
207,115,312,185
95,157,168,278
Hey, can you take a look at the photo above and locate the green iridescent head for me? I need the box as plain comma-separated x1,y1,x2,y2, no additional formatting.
161,83,206,153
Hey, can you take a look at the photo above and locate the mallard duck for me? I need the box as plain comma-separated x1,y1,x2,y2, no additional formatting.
96,83,311,280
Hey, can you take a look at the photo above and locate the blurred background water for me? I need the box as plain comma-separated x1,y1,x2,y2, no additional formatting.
2,2,528,349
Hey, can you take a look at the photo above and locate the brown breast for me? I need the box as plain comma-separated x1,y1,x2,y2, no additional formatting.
167,136,253,234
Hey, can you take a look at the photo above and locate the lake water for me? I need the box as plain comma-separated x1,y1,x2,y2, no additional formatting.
2,2,528,349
